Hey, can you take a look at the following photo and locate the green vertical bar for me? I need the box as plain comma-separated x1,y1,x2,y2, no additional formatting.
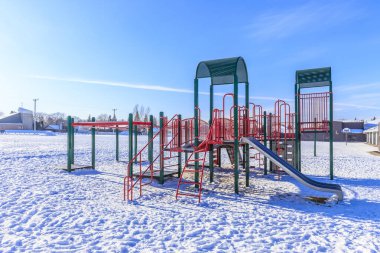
269,113,273,172
91,117,96,169
329,82,334,180
314,118,317,157
298,85,302,171
134,125,138,163
178,114,182,177
148,115,154,165
194,79,199,188
263,111,267,175
67,116,72,171
294,82,299,170
116,127,119,161
209,84,214,183
128,113,133,177
71,118,74,164
159,112,164,184
233,75,239,194
245,82,249,187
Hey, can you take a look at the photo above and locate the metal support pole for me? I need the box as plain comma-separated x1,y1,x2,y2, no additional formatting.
209,84,214,183
194,79,200,188
329,83,334,180
67,116,72,171
263,111,267,175
91,117,96,169
128,113,133,177
70,117,74,165
269,113,273,172
159,112,164,184
245,82,250,187
148,115,154,166
178,114,182,178
314,117,317,157
116,127,119,161
294,83,300,171
134,125,138,163
233,75,239,194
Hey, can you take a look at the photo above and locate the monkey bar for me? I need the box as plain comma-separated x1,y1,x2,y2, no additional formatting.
65,114,154,172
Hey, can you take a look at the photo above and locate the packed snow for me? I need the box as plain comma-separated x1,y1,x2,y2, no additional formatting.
0,134,379,252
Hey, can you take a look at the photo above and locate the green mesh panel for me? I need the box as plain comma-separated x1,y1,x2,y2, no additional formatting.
196,57,248,85
296,67,331,88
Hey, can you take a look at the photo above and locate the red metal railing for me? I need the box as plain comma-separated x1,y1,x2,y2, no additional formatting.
248,103,263,139
299,92,330,132
124,114,179,201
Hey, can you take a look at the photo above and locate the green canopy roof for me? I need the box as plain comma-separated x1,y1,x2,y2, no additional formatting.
296,67,332,88
195,57,248,85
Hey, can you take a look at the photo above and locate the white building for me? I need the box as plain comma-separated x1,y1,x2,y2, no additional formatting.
0,108,34,130
364,123,379,151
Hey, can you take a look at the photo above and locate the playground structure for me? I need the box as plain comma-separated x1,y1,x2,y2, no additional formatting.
66,57,342,202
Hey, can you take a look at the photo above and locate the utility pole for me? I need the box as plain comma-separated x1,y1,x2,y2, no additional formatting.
112,108,117,121
33,98,39,131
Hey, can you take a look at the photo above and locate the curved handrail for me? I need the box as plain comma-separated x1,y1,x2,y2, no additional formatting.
124,114,178,201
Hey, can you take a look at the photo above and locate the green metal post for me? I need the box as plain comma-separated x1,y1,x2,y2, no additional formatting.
329,83,334,180
314,117,317,157
298,85,302,171
178,114,182,177
245,82,249,187
91,117,95,169
71,118,74,164
67,116,72,171
269,113,273,172
184,121,189,162
116,127,119,161
159,112,164,184
294,83,299,170
128,113,133,177
263,111,267,175
233,75,239,194
209,84,214,183
134,125,138,163
194,79,199,188
148,115,154,166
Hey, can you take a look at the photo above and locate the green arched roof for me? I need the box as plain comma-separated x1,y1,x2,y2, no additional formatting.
195,57,248,85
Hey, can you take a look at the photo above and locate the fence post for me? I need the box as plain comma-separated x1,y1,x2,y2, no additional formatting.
91,117,96,169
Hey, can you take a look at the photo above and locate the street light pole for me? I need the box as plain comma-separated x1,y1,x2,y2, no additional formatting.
33,98,39,131
112,108,117,121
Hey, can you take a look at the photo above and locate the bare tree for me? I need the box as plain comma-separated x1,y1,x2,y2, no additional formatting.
133,104,141,121
97,114,109,122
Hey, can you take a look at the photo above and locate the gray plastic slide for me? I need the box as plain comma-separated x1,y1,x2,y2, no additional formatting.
241,137,343,201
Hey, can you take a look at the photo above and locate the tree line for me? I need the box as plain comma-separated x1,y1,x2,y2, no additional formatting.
32,104,158,130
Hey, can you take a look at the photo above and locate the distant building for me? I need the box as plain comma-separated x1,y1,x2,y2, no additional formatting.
45,124,63,132
0,108,33,131
301,121,366,142
364,123,379,150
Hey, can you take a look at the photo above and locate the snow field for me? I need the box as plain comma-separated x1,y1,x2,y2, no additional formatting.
0,134,379,252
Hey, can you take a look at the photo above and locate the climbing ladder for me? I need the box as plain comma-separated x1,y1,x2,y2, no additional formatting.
176,109,222,202
124,115,179,201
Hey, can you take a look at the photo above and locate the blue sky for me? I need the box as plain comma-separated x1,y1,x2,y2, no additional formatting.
1,0,380,120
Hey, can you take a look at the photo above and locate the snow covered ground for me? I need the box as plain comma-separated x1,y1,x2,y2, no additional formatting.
0,134,379,252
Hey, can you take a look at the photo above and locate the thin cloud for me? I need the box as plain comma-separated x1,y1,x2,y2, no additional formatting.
30,75,194,94
335,82,380,92
335,102,380,110
30,75,291,102
247,2,362,40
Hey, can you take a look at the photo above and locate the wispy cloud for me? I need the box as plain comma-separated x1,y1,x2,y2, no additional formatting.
335,102,380,110
247,2,362,40
335,82,380,92
30,75,289,102
30,75,195,94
